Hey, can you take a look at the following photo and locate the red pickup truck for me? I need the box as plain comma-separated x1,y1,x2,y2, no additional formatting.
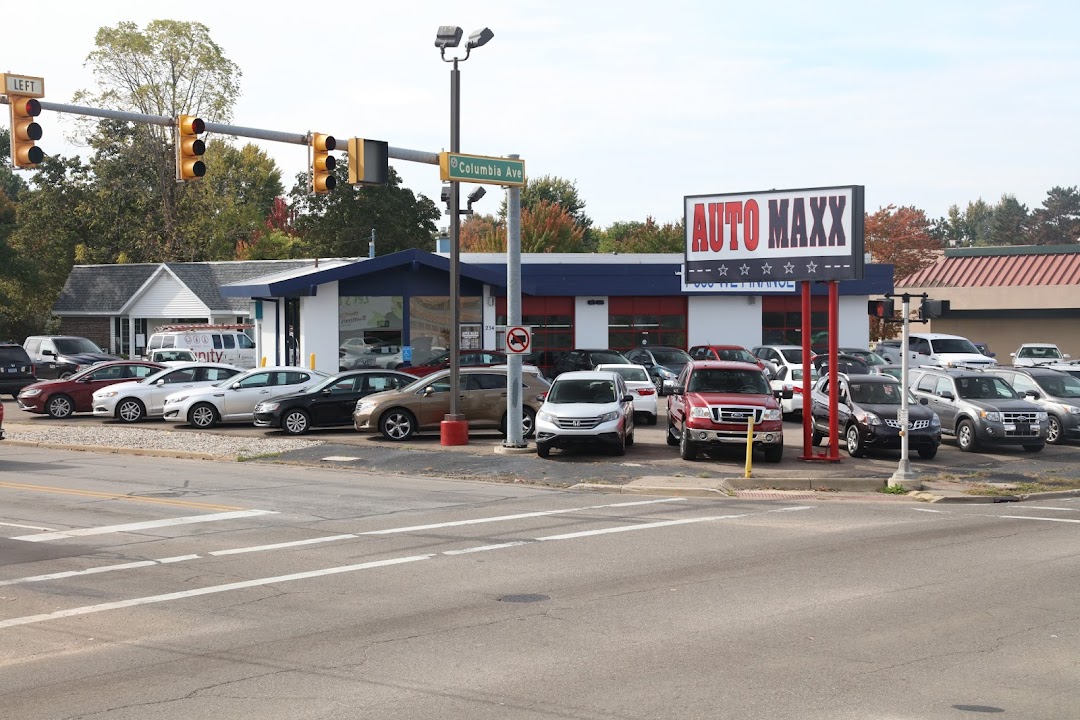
666,360,787,462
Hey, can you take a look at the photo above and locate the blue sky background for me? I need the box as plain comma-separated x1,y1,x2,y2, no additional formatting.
7,0,1078,228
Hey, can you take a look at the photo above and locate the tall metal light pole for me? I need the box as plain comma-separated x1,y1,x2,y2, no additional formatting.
435,25,494,446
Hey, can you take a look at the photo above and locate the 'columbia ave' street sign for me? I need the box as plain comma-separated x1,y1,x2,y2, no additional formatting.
439,152,525,187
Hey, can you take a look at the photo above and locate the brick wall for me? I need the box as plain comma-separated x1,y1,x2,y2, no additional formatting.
59,317,111,350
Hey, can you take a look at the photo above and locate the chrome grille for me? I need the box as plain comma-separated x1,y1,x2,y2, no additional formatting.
553,416,602,430
1002,411,1039,424
710,406,763,424
885,419,931,430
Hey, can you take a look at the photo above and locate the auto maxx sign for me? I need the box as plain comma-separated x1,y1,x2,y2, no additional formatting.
683,185,865,284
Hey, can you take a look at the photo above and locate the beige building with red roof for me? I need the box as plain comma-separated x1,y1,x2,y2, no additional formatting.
895,245,1080,359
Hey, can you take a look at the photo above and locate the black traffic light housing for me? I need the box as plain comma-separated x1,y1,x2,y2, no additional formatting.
920,299,950,319
868,298,895,319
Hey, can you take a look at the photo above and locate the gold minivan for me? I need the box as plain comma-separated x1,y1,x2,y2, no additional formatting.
352,367,550,440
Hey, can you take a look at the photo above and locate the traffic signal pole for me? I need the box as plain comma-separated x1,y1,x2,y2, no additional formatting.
886,291,928,490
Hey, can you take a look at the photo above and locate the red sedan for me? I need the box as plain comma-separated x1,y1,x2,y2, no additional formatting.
17,360,164,419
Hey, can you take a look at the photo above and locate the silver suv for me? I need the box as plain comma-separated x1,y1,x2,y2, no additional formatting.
908,367,1047,452
987,367,1080,445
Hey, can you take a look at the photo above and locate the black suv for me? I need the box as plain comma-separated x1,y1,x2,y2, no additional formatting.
987,367,1080,445
0,343,36,398
810,373,941,458
23,335,119,379
552,349,631,377
909,367,1047,452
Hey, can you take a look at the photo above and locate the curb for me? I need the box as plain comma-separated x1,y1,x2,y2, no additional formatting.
571,483,732,498
0,439,225,462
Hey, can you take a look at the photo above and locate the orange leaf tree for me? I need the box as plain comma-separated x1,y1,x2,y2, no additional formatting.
864,205,942,342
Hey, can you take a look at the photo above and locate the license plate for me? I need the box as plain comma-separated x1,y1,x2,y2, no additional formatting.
1004,423,1016,432
4,368,14,373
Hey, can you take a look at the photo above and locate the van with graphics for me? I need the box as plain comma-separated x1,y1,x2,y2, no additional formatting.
145,325,257,369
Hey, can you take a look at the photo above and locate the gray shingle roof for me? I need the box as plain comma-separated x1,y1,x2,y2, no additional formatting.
53,260,316,315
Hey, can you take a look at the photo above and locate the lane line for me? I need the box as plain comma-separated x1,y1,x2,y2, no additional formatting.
358,498,687,535
999,515,1080,524
0,480,246,511
11,510,278,542
0,521,57,531
1013,506,1080,512
443,541,532,556
537,514,749,541
0,555,200,587
209,534,358,556
0,555,433,630
911,508,947,513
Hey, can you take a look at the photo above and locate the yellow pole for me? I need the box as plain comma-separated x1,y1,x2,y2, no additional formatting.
309,352,316,370
744,416,754,478
260,356,267,367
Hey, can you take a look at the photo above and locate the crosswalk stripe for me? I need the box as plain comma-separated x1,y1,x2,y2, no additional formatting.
10,510,278,542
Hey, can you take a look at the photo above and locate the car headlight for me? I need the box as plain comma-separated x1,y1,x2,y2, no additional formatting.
1064,405,1080,415
931,414,941,426
598,410,619,422
861,412,881,426
762,409,781,421
690,406,711,419
256,402,279,412
355,401,376,413
982,411,1001,422
1037,411,1048,421
538,411,554,423
20,388,42,397
658,367,676,378
165,396,188,405
98,390,120,399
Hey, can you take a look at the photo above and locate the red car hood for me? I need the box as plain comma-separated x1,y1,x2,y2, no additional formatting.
686,391,779,410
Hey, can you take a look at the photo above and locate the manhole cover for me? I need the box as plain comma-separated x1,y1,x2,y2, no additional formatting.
498,594,549,603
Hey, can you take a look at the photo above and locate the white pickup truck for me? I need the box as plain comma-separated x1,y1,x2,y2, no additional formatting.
1011,343,1070,367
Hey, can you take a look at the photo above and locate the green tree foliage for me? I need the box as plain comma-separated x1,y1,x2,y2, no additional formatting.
288,161,440,257
499,175,595,250
0,128,29,201
1028,186,1080,245
459,213,504,252
987,194,1028,246
521,200,586,252
595,217,684,253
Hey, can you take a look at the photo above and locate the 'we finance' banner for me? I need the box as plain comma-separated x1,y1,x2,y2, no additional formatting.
683,185,864,284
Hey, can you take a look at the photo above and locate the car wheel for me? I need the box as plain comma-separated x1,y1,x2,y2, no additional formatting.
537,443,551,458
763,445,783,463
46,394,74,419
188,402,219,429
116,398,146,423
379,408,416,441
499,407,537,439
653,376,665,396
666,418,680,446
282,409,311,436
648,413,658,426
612,431,626,456
956,419,978,452
626,425,635,447
1023,444,1045,453
917,444,938,459
811,426,823,447
845,424,865,458
680,429,697,461
1046,415,1063,445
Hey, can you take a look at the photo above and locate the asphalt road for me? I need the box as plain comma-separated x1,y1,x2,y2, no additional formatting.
1,447,1079,719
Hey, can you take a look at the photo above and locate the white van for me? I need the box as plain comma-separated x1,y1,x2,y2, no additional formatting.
145,325,257,368
907,332,996,369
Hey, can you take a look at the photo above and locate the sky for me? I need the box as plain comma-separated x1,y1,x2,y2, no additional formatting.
6,0,1080,229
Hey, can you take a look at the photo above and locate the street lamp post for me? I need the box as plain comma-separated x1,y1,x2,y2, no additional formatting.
435,25,493,446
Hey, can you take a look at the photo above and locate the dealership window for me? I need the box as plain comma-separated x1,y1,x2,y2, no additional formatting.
495,297,574,375
608,297,687,351
113,318,148,358
761,296,829,349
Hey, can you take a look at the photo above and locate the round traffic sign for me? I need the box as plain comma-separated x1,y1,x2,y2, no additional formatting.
506,326,531,354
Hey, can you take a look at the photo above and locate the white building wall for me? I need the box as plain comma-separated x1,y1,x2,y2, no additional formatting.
300,281,340,374
687,296,763,349
257,300,280,367
574,297,610,347
838,295,871,349
482,286,497,349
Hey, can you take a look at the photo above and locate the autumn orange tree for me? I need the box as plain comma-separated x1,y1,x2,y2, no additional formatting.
459,200,586,253
864,205,943,341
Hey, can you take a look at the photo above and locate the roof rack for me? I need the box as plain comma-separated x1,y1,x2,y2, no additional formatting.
154,324,254,332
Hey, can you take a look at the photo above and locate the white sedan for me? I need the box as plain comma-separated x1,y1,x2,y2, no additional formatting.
769,364,818,416
595,363,658,424
93,362,242,423
163,365,329,428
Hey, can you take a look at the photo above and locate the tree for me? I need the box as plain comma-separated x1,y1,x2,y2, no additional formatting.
596,217,684,253
1028,186,1080,245
500,175,595,250
987,194,1028,246
0,128,29,201
964,198,995,246
864,205,942,283
73,20,242,255
521,200,586,253
459,213,504,252
288,161,441,257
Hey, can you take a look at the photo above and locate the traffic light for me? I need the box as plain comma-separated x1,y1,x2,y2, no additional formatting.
919,299,950,320
311,133,336,193
175,114,206,181
868,299,895,319
9,96,43,168
347,138,389,186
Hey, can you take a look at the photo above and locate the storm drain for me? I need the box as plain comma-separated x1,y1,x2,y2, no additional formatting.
498,594,550,603
734,491,818,500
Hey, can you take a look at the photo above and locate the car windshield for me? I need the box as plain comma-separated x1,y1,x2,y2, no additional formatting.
603,365,649,382
717,349,757,363
54,338,103,354
548,378,617,404
849,381,903,405
652,349,691,365
1019,346,1063,360
777,348,804,363
1036,373,1080,398
844,350,888,366
687,369,770,394
956,376,1017,400
591,351,628,365
931,338,980,354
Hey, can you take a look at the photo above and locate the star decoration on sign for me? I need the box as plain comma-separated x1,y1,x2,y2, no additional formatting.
806,261,818,273
717,264,729,277
739,264,750,275
784,262,795,274
761,262,773,275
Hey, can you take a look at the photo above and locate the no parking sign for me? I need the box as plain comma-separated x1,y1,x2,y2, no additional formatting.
505,326,531,355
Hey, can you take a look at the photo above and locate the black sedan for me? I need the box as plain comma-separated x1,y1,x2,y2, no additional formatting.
253,369,416,435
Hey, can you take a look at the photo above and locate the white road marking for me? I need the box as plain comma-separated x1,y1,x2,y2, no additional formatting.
321,456,362,462
443,541,532,556
358,498,686,535
999,515,1080,524
209,534,358,556
0,521,56,531
1013,506,1080,512
0,554,433,630
10,509,278,542
911,508,947,513
768,506,814,513
539,514,749,541
0,555,199,587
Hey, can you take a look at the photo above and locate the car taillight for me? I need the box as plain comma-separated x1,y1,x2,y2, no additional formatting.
636,388,656,396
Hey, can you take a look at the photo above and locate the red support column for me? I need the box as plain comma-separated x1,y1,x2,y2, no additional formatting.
827,280,842,460
799,281,814,459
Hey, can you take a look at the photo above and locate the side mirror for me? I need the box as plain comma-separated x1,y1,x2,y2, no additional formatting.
424,386,435,396
940,390,955,400
321,388,333,396
622,394,634,403
231,382,243,390
672,386,685,396
156,379,166,386
1065,354,1072,360
918,397,929,405
42,349,56,357
1010,352,1017,358
1025,390,1041,400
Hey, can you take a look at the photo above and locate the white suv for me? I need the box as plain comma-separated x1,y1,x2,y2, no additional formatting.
906,333,995,369
535,370,635,458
